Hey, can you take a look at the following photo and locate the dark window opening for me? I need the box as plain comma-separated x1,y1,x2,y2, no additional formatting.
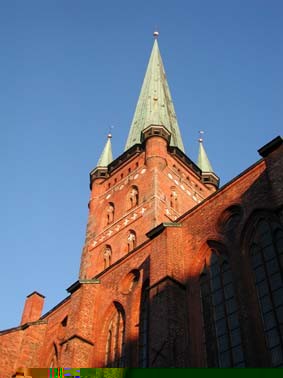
200,251,245,367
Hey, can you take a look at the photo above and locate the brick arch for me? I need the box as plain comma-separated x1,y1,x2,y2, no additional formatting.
240,208,282,255
93,301,126,367
119,269,140,295
190,238,228,277
122,270,146,366
216,203,244,234
100,301,126,340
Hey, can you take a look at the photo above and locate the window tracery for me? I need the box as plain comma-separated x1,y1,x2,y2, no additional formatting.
105,303,125,367
200,250,245,367
248,216,283,366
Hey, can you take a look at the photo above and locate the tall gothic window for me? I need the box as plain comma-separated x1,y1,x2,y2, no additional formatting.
249,216,283,367
105,303,126,367
139,280,149,367
200,250,245,367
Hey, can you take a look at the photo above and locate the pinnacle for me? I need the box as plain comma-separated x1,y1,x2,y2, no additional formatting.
197,139,214,173
97,134,113,167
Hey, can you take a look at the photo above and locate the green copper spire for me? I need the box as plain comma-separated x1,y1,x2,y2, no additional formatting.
197,132,214,172
97,133,113,167
125,33,185,152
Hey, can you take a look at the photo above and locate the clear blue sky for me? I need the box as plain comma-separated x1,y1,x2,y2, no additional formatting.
0,0,282,329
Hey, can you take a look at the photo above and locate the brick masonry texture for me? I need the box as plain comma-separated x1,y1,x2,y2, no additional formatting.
0,134,282,373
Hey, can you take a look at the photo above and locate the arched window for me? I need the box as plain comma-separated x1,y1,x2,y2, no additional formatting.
200,250,245,367
139,280,149,367
106,203,115,225
129,186,139,209
248,217,283,367
104,245,112,269
127,230,137,252
105,303,126,367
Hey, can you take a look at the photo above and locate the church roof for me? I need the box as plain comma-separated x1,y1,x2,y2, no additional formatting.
124,36,185,152
97,133,113,167
197,138,214,173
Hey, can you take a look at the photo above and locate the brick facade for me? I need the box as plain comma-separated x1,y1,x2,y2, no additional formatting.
1,34,282,374
1,132,282,375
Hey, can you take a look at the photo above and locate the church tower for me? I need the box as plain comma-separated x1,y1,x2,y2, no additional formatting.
1,33,282,374
79,33,219,280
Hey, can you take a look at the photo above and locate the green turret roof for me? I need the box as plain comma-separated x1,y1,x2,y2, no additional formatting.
97,133,113,167
124,36,185,152
197,138,214,173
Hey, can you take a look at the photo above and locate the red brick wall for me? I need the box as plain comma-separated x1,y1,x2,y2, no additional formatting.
80,136,212,280
0,330,23,378
1,138,282,370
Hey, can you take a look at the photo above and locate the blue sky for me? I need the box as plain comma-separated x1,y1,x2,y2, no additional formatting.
0,0,282,329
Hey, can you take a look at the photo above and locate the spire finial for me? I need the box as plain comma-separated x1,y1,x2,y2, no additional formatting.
108,125,114,139
198,130,204,143
153,30,159,39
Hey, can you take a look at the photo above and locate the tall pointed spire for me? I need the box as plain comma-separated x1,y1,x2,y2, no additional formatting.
197,132,214,172
97,133,113,167
125,33,185,152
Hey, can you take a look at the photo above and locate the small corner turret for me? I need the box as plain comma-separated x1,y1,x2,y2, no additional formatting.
90,133,113,188
197,131,219,191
